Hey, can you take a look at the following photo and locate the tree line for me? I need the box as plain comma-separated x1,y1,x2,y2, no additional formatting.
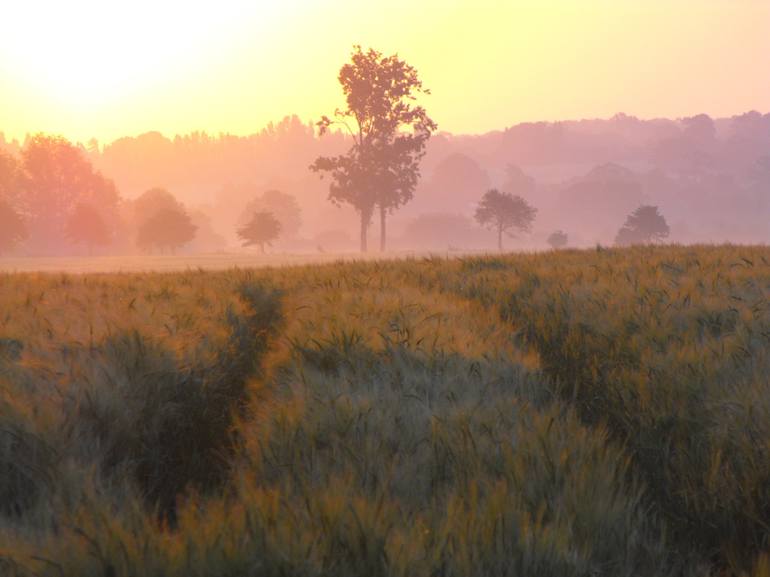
0,136,300,256
0,45,675,257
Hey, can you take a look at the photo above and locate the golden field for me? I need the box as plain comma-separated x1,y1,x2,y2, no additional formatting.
1,245,770,576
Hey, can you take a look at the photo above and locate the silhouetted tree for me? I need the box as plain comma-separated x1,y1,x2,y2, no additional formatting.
21,134,120,253
239,190,301,240
615,205,670,246
66,203,111,254
682,114,717,145
547,230,568,249
0,200,26,254
136,208,197,254
132,188,184,223
131,187,189,251
312,45,436,252
474,189,537,251
237,211,281,253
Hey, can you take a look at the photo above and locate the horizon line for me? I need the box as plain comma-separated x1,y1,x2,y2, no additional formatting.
1,108,768,148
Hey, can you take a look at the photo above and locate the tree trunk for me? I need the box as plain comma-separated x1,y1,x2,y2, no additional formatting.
379,205,386,252
498,225,503,252
360,212,368,253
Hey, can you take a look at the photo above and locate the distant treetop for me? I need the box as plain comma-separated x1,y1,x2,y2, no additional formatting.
474,189,537,251
615,205,670,246
237,211,281,253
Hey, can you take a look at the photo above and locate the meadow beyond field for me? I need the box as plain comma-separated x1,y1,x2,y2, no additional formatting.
2,245,770,577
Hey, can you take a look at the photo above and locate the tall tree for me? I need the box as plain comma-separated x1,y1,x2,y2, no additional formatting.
311,45,436,252
237,211,282,253
66,203,112,254
136,207,197,254
615,205,670,246
474,189,537,251
0,200,26,254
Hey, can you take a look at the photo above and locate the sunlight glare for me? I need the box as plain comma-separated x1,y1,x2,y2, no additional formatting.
1,0,268,110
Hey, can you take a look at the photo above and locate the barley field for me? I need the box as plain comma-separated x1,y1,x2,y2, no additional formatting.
1,245,770,576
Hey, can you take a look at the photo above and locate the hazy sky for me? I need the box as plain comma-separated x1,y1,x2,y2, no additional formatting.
1,0,768,142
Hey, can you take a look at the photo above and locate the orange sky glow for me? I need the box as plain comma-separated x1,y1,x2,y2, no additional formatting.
1,0,768,142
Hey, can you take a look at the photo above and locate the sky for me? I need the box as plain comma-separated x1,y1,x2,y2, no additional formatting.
0,0,768,142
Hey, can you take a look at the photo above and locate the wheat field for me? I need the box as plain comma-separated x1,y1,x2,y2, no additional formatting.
1,245,770,576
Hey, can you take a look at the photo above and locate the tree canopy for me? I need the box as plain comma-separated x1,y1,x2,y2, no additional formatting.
136,207,197,253
311,45,436,252
615,205,670,246
237,211,281,253
474,189,537,251
132,188,184,223
66,203,112,252
21,134,120,253
132,188,195,252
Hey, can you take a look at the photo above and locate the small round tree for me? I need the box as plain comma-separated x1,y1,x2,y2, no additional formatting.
0,200,26,254
474,189,537,251
547,230,568,249
239,190,301,241
237,211,282,253
136,207,197,254
66,203,111,254
615,205,670,246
